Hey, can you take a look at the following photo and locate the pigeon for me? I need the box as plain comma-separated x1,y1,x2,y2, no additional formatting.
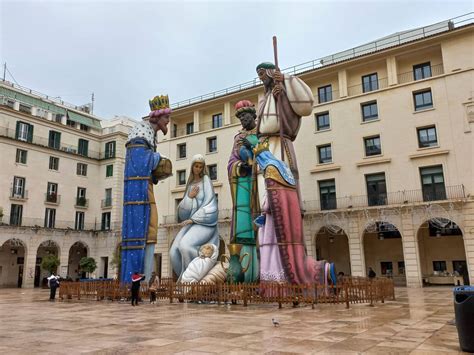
272,318,280,327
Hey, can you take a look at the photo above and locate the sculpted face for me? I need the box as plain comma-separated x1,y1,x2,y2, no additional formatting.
257,69,273,87
238,112,256,131
156,114,170,135
192,162,204,177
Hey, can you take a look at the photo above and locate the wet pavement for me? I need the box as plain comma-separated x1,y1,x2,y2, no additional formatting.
0,286,467,354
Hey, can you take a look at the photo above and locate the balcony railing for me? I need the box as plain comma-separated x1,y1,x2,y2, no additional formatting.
398,63,444,84
347,77,389,97
303,185,465,213
315,89,340,104
45,193,61,204
0,216,122,231
75,197,89,208
0,125,101,159
101,198,113,208
9,188,28,201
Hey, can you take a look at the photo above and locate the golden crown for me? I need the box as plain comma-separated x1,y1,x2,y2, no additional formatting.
252,140,269,156
149,95,170,111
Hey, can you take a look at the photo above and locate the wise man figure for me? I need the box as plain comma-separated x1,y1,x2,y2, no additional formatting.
121,95,172,283
255,62,314,208
227,100,260,282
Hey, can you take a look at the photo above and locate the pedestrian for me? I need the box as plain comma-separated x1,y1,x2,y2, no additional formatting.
148,271,160,304
131,271,145,306
47,272,60,301
368,267,376,279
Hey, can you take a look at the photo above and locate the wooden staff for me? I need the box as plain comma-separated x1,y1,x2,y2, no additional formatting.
273,36,285,162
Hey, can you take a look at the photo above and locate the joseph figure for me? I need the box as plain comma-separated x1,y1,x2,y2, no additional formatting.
121,95,172,283
227,100,260,282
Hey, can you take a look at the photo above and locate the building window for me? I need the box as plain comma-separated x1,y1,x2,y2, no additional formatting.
77,163,88,176
49,156,59,171
186,122,194,135
413,89,433,111
106,164,113,177
76,187,87,207
54,114,64,123
101,212,111,230
44,208,56,228
315,112,330,131
380,262,393,276
361,101,378,121
48,130,61,149
78,139,89,156
317,144,332,164
177,143,186,159
318,85,332,103
79,124,89,132
12,176,25,198
417,126,438,148
413,62,432,81
420,165,446,202
46,182,58,203
177,170,186,185
10,204,23,226
175,198,183,215
104,188,112,207
212,113,223,129
362,73,378,93
66,119,76,128
208,164,218,180
75,211,85,230
16,149,27,164
366,173,387,206
207,137,217,153
433,260,447,272
104,141,116,159
319,179,336,210
15,121,33,142
172,124,178,138
364,135,382,156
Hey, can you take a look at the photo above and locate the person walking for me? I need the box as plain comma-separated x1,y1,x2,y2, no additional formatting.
368,267,376,279
148,272,160,304
47,273,60,301
131,271,145,306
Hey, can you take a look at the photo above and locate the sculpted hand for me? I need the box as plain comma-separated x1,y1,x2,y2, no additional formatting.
241,138,252,150
181,219,193,226
272,84,282,98
188,185,199,198
273,70,283,83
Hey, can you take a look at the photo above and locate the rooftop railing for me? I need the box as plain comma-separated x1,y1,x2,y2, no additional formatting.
169,13,472,109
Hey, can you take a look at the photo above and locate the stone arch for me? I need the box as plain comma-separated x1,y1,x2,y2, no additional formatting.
416,218,469,286
35,240,61,287
0,238,27,288
315,225,351,276
68,241,89,280
362,221,406,286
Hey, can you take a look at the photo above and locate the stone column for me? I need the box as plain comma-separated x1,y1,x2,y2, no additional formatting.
193,110,201,133
386,56,398,86
401,208,423,287
338,70,348,98
59,244,70,279
23,243,37,289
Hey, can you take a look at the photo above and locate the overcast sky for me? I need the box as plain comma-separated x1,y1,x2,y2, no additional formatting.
0,1,472,119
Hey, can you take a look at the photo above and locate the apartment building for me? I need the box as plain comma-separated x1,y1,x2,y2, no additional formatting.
0,83,135,288
154,16,474,287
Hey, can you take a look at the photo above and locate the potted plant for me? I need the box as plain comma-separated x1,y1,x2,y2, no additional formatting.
79,257,97,279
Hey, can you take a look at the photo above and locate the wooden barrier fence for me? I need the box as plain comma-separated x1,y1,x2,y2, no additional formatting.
59,276,395,308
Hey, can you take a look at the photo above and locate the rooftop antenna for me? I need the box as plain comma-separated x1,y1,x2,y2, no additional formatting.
91,92,95,114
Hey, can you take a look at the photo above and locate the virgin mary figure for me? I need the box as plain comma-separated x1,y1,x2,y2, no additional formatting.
170,154,219,279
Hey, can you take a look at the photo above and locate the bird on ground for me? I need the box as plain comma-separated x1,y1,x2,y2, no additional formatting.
272,318,280,327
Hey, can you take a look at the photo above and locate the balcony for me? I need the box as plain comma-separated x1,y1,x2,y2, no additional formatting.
9,188,28,201
398,63,444,84
347,77,388,97
75,197,89,208
303,185,465,213
101,198,112,208
0,216,122,231
45,193,61,205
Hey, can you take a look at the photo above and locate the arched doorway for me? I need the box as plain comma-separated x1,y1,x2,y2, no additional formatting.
315,226,351,276
0,238,26,288
35,240,60,287
68,241,88,281
363,222,406,286
417,218,469,286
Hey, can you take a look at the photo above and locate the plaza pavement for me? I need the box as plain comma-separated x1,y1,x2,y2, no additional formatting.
0,286,468,354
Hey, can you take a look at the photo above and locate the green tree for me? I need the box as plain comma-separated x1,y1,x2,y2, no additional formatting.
41,255,60,274
79,257,97,278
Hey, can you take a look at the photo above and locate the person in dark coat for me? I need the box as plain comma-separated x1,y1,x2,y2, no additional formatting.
368,267,376,279
47,273,60,301
131,271,145,306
